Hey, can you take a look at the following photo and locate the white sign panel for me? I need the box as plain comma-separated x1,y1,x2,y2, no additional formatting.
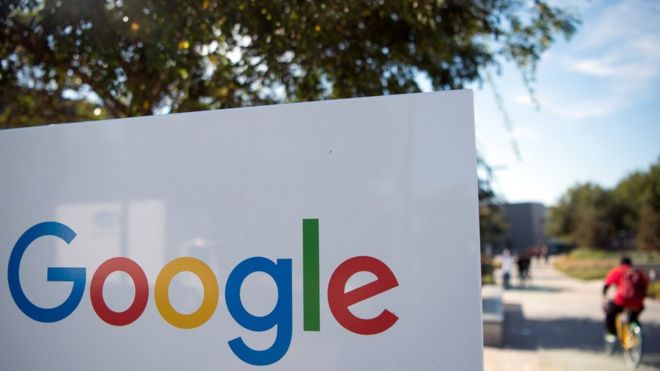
0,92,482,370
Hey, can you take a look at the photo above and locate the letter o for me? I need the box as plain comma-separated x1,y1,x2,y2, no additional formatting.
155,257,219,329
90,257,149,326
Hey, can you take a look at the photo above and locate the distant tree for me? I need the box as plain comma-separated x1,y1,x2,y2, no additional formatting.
548,159,660,251
613,159,660,251
613,172,646,233
613,160,660,227
546,183,615,248
1,0,578,128
572,206,612,249
637,205,659,251
477,156,508,249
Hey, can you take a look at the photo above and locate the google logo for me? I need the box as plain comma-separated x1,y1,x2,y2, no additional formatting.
7,219,399,366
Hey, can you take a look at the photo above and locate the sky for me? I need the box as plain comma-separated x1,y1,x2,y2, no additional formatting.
466,0,660,206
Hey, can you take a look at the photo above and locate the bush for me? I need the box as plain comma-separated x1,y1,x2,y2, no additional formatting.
481,255,496,285
649,282,660,300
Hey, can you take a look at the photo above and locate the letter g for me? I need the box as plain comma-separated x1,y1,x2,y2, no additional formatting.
8,222,86,322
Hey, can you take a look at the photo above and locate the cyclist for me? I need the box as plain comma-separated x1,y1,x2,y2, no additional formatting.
602,257,649,344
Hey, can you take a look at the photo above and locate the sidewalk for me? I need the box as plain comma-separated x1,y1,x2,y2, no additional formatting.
484,259,660,371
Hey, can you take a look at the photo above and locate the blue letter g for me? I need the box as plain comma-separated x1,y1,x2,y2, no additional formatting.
8,222,86,322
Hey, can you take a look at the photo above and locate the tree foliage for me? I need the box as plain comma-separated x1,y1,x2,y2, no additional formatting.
1,0,577,128
546,183,614,248
547,159,660,250
478,156,508,247
614,160,660,251
637,205,660,252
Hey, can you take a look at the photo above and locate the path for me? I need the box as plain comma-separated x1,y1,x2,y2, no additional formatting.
484,259,660,371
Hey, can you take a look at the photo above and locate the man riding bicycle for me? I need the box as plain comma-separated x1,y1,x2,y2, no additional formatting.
602,257,649,344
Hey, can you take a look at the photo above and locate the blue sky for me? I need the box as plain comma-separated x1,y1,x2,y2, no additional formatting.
467,0,660,206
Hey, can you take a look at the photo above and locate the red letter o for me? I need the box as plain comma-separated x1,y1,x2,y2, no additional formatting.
90,257,149,326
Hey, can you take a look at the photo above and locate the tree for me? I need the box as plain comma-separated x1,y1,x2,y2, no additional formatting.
613,160,660,228
547,159,660,251
1,0,578,128
546,183,615,249
477,156,508,248
637,205,659,251
613,158,660,251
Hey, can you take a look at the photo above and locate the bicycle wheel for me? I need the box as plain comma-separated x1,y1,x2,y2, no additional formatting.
623,322,643,369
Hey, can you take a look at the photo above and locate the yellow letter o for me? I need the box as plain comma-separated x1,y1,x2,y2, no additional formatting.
155,257,219,329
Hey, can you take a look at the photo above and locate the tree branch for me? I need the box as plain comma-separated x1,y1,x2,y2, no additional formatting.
8,19,128,118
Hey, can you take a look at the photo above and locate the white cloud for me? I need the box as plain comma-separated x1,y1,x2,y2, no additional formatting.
512,125,539,141
548,97,626,120
567,58,618,77
513,94,534,107
513,91,623,120
543,0,660,119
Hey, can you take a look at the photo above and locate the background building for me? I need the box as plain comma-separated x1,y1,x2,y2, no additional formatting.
502,202,547,253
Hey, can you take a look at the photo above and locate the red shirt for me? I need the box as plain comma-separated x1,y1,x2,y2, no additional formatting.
604,265,648,309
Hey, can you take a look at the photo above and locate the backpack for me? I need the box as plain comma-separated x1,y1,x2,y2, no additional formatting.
620,268,647,301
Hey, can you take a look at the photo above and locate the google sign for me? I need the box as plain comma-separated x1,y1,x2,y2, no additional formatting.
0,92,483,370
8,219,398,366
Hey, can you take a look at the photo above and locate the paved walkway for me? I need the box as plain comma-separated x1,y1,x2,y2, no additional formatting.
484,259,660,371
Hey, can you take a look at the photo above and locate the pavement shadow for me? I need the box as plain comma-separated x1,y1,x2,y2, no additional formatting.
503,303,660,368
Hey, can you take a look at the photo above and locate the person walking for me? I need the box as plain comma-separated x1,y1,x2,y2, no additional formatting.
541,245,550,264
501,248,513,290
516,250,531,287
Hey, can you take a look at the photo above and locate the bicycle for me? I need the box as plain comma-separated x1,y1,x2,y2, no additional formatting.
605,310,644,369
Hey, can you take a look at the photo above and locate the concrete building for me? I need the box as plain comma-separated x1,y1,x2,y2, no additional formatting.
502,202,547,253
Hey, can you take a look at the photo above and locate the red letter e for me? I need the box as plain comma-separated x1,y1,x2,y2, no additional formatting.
328,256,398,335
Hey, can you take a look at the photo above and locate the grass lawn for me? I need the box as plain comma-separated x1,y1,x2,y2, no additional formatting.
553,256,617,280
554,248,660,280
554,248,660,299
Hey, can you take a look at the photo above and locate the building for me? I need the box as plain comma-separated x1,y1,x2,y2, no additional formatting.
501,202,547,253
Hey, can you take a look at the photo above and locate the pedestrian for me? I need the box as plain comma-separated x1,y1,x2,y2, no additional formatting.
501,248,513,290
517,250,531,287
541,245,550,264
